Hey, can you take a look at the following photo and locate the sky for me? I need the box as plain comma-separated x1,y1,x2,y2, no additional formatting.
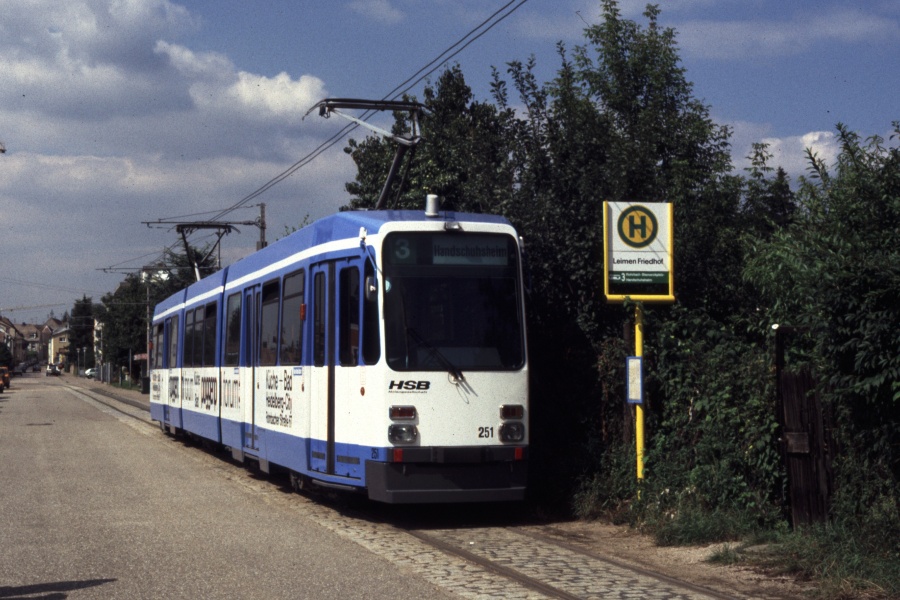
1,0,898,325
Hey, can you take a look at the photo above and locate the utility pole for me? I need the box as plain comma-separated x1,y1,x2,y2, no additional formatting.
143,213,265,282
257,203,267,250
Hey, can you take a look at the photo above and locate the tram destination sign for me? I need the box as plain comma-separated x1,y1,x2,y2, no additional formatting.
432,236,509,266
386,233,511,267
603,201,674,303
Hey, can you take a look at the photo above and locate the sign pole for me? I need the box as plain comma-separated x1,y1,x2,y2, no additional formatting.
635,304,645,482
603,201,673,488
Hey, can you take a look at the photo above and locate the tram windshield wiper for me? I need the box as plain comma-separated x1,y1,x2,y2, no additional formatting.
407,328,464,382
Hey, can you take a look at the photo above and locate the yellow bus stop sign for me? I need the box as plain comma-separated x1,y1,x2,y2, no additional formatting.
604,201,674,303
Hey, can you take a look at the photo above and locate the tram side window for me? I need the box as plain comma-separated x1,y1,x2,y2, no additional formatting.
314,272,325,367
167,315,179,369
192,308,205,367
280,270,304,365
224,293,241,367
183,309,194,367
196,308,205,366
152,323,164,369
340,267,360,366
203,302,217,366
260,279,280,366
363,260,380,365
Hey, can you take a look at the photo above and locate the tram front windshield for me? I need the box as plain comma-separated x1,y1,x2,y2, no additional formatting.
382,231,525,372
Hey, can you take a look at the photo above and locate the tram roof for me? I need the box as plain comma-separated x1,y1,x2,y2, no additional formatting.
301,209,512,238
183,269,227,309
155,210,513,316
153,288,185,320
225,209,512,281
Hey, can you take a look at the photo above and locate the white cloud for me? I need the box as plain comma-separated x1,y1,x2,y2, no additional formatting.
760,131,841,178
728,120,841,180
1,1,325,129
0,0,348,322
0,148,353,272
156,41,326,125
348,0,405,25
675,8,900,60
154,40,232,80
0,0,199,120
509,0,597,42
222,71,326,123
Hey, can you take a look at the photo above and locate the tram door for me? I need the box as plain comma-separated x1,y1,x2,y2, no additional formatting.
309,258,366,478
163,315,181,429
242,286,260,452
309,262,335,475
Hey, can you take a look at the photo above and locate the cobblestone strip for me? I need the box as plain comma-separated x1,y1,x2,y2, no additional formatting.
423,527,724,600
294,500,553,599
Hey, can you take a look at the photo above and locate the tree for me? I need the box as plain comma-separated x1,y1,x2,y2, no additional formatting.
745,123,900,531
99,274,151,379
98,243,215,380
67,296,95,370
742,143,797,238
577,2,741,315
344,65,515,214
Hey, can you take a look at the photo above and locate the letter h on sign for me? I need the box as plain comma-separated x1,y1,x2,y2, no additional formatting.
627,214,648,239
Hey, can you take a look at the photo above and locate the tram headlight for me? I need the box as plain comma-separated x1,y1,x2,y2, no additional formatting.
388,424,418,444
499,422,525,442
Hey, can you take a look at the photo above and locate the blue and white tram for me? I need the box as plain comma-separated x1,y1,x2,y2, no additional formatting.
150,203,528,503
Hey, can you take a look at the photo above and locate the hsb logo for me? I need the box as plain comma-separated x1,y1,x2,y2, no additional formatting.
388,380,431,391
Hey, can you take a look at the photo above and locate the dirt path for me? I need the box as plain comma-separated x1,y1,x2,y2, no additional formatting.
547,520,814,599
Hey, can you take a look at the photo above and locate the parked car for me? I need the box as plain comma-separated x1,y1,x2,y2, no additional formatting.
45,364,60,376
0,366,10,388
85,368,96,379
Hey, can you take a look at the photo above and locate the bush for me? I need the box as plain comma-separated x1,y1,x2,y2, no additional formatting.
638,306,784,530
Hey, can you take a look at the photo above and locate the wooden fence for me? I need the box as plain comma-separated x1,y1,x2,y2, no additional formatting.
774,327,835,528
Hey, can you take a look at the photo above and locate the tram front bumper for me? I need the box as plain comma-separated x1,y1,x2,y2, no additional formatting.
365,451,527,503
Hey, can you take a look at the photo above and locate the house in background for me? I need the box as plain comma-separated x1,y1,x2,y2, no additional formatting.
42,318,63,363
0,316,22,363
0,316,91,371
17,322,43,363
48,323,71,367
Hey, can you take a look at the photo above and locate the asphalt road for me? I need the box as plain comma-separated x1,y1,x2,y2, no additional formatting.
0,373,452,599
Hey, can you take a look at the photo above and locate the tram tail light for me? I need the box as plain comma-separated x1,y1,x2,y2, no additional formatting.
500,404,524,420
389,405,417,420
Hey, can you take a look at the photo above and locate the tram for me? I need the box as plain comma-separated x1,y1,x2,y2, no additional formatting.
149,199,529,503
